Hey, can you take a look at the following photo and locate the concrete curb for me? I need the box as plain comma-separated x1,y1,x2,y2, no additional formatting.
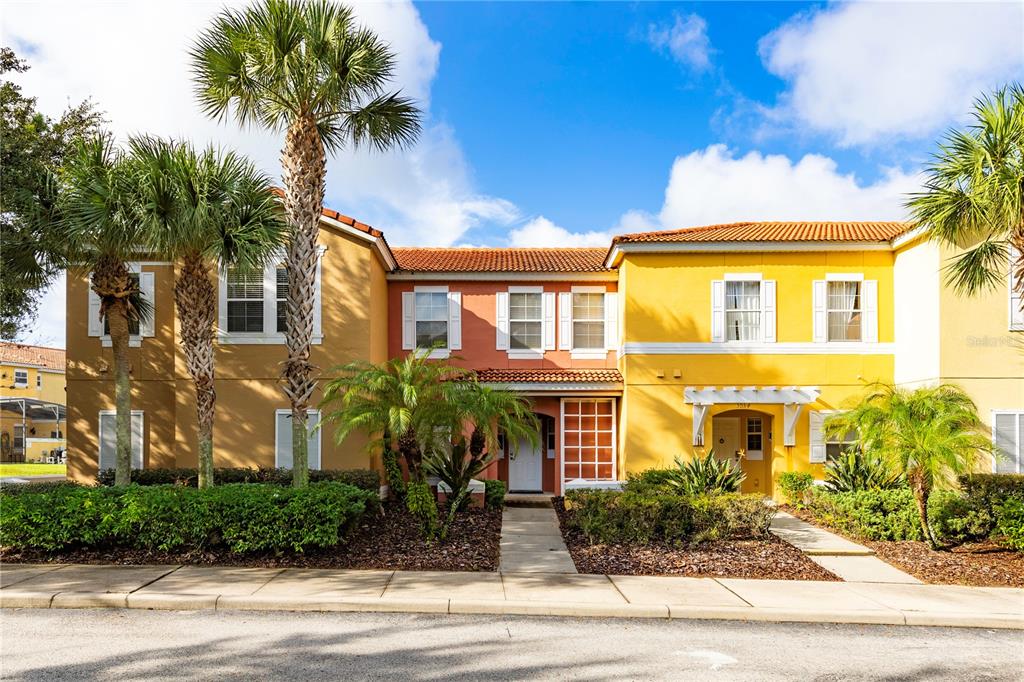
3,589,1022,629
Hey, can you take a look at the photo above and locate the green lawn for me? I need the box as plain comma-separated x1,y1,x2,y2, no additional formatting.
0,463,67,477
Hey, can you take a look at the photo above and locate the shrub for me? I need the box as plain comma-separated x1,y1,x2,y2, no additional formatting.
483,479,506,510
823,449,903,493
777,471,815,508
959,473,1024,508
665,450,745,495
405,480,439,540
928,491,994,545
0,480,82,497
0,482,376,554
95,467,380,492
563,489,774,546
993,497,1024,551
807,489,923,541
382,448,406,500
624,468,677,495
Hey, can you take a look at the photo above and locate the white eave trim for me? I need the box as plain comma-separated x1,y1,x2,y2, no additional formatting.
605,240,896,267
387,271,616,282
684,386,821,405
317,214,396,270
480,381,622,395
621,341,895,355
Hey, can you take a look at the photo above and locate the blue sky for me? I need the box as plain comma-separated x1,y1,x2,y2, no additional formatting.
4,0,1023,346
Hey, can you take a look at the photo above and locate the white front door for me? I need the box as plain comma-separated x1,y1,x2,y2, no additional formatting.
712,416,742,464
509,436,543,492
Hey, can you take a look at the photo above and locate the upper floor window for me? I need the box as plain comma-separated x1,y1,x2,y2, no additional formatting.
218,248,324,345
36,373,41,388
1010,246,1022,332
827,281,862,341
725,281,761,341
401,286,461,357
226,267,264,333
88,266,154,346
509,292,543,350
13,369,28,387
572,293,604,349
415,291,449,349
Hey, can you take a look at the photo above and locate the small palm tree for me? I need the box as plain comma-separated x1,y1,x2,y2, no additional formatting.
131,136,285,488
825,384,995,549
59,135,151,485
321,352,461,483
192,0,422,487
907,84,1024,303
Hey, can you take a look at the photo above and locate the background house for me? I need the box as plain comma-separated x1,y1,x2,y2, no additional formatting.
0,343,66,462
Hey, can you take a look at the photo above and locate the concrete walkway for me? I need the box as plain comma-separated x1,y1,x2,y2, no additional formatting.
499,505,577,573
2,564,1021,629
770,511,921,584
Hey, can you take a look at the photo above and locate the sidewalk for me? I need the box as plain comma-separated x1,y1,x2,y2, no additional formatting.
2,563,1021,629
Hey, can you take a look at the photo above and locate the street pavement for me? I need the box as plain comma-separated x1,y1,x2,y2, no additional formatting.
2,608,1021,680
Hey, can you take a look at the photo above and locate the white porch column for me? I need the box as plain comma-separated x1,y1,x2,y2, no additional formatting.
692,404,709,447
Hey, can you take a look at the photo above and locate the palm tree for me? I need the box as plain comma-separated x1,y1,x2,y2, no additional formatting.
907,84,1024,303
131,136,285,488
191,0,422,486
321,352,462,483
824,384,994,549
60,135,151,486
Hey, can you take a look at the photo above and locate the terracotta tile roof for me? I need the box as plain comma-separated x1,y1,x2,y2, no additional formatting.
612,221,914,245
475,368,622,384
393,248,611,273
0,343,65,371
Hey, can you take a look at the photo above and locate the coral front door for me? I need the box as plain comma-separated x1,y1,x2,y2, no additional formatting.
509,436,543,492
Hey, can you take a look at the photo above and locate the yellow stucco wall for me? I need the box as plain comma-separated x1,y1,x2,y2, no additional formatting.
1,361,67,461
66,223,389,483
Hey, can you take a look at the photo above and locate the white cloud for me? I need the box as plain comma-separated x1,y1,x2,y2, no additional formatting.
759,2,1024,146
3,0,520,347
508,217,612,248
655,145,920,227
647,13,712,72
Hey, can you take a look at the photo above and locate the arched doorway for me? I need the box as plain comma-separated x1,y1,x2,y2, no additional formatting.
710,409,773,495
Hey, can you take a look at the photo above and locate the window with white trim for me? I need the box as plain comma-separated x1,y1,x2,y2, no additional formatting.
13,369,28,388
36,372,41,388
509,292,543,350
1010,246,1023,331
226,267,264,333
827,281,862,341
219,249,323,344
275,409,321,470
993,411,1023,474
88,266,154,346
562,399,616,481
826,427,858,461
415,291,449,349
98,410,144,470
725,281,761,341
572,293,604,349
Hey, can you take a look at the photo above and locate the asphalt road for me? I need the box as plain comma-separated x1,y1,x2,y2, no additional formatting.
2,609,1021,681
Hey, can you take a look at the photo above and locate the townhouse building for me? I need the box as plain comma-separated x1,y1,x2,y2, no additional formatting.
64,205,1024,496
0,343,67,462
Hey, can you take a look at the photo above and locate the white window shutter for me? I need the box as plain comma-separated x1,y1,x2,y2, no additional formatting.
542,292,556,350
217,266,228,336
761,280,776,343
87,273,103,337
604,292,618,350
710,280,725,342
307,410,321,471
401,292,415,350
812,280,827,342
131,412,144,469
139,271,156,337
496,291,510,350
313,251,323,337
98,413,114,469
993,413,1020,474
809,411,826,463
1010,247,1023,330
276,411,293,468
448,291,462,351
558,292,572,350
862,279,878,343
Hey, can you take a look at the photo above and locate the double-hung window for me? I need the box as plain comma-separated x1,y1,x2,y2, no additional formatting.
993,411,1023,474
572,293,604,349
13,369,28,388
809,410,858,463
509,292,543,350
219,248,323,344
558,287,616,356
226,267,265,333
725,281,761,341
87,265,154,346
36,373,41,389
415,291,449,349
827,281,862,341
813,275,877,343
401,286,461,357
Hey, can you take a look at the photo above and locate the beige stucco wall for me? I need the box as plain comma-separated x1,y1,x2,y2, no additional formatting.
66,223,389,483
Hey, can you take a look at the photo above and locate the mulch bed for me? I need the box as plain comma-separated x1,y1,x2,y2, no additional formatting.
1,502,503,572
781,505,1024,588
554,499,839,581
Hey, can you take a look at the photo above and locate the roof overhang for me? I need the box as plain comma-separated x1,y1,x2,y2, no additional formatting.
317,214,397,271
604,240,895,268
387,271,616,282
480,382,622,396
683,386,821,405
0,397,67,420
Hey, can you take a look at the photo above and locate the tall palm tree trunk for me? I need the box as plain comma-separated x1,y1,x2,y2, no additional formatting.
92,257,135,486
280,115,326,488
176,253,217,488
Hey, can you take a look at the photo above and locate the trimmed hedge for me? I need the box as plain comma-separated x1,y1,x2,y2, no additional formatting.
563,489,775,546
96,467,380,493
0,482,377,554
482,479,507,510
807,488,924,541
